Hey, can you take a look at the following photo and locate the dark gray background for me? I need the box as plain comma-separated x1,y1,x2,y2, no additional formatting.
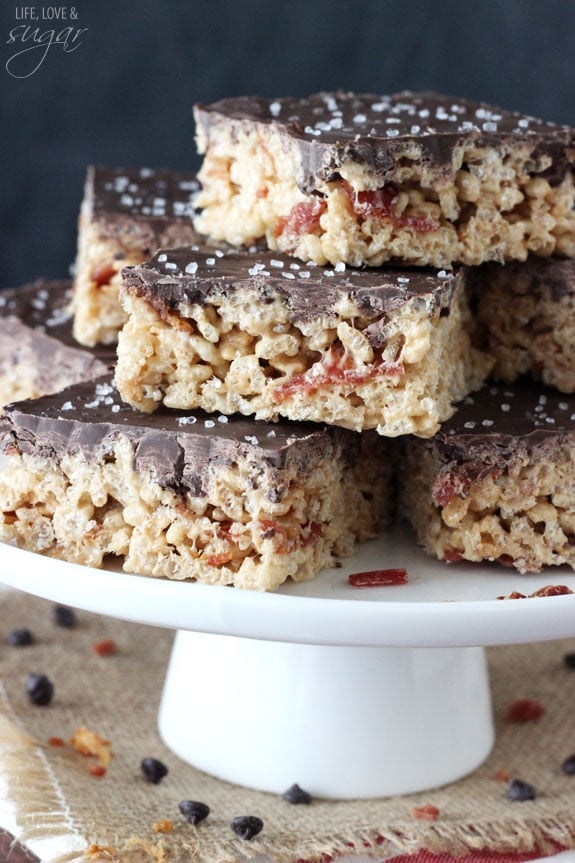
2,0,574,288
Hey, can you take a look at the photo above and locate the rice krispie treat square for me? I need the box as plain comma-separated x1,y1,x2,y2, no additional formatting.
472,257,575,393
0,279,113,407
400,381,575,573
72,166,201,347
0,377,392,591
114,246,492,438
194,90,575,269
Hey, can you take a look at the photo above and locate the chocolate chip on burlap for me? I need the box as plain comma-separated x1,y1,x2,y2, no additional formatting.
1,589,575,862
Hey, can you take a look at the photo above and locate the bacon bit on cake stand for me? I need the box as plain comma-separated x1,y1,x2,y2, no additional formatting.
497,585,573,599
348,568,408,587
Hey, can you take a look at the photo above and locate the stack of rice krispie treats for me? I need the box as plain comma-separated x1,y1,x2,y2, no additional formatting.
2,90,575,586
0,160,393,591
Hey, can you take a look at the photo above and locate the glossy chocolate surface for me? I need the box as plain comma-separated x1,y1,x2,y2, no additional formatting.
435,380,575,463
90,166,200,222
122,245,459,325
473,257,575,302
0,279,114,369
0,377,356,496
85,166,202,252
195,91,575,190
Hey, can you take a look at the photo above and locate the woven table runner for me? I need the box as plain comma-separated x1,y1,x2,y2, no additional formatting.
1,589,575,863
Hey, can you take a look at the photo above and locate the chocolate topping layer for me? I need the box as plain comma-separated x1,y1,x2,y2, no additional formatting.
91,166,200,221
122,246,459,326
85,166,201,252
194,91,575,191
0,377,357,497
435,380,575,464
1,279,75,345
472,257,575,303
0,279,114,369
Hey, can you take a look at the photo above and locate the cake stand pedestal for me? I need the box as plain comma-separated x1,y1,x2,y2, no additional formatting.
2,524,575,799
159,632,493,798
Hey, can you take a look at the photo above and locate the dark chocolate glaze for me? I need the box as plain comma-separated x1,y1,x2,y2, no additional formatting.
122,246,460,329
0,279,114,369
0,377,358,498
194,91,575,192
85,166,202,253
472,257,575,303
434,380,575,465
1,279,74,343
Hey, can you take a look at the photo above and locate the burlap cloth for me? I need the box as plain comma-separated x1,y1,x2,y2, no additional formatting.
2,589,575,863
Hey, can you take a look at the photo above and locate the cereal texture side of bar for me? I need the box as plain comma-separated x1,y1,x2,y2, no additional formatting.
72,166,201,347
114,247,492,438
400,381,575,573
0,378,393,591
194,91,575,269
472,257,575,393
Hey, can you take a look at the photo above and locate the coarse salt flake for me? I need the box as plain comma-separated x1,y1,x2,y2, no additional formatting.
96,383,114,396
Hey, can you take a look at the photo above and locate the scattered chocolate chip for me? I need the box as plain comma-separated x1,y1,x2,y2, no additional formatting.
53,605,77,628
26,673,54,706
506,778,537,801
141,757,168,784
178,800,210,824
561,754,575,775
7,628,33,646
563,652,575,669
230,815,263,840
282,783,312,804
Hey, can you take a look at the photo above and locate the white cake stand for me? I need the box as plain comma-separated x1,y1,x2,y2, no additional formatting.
2,522,575,800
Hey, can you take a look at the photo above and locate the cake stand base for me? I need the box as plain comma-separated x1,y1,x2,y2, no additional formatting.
158,631,494,799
